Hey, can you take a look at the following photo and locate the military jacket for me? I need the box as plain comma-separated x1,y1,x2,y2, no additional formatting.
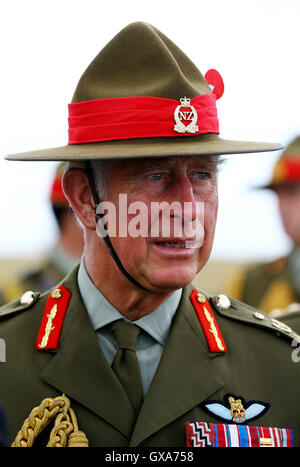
0,266,299,447
280,310,300,334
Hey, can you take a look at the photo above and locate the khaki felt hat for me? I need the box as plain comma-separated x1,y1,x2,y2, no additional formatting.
6,22,281,161
262,136,300,190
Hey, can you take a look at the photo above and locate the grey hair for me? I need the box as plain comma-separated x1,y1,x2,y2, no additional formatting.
64,154,225,200
64,160,115,200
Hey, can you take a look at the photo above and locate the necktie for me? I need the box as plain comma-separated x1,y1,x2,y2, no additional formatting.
110,320,143,417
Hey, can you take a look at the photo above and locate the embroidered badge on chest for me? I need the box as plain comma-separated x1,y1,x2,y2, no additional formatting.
201,394,270,424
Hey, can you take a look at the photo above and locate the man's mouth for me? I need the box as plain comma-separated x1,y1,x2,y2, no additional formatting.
153,238,201,250
155,241,191,249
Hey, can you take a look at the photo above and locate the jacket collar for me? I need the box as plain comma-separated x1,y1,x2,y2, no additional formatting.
77,256,182,345
130,285,225,446
40,266,224,444
40,266,136,437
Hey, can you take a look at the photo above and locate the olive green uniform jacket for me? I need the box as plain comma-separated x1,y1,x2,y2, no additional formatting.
280,310,300,334
0,266,299,447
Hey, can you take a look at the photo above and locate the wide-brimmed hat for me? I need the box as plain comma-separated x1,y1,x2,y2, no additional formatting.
6,22,281,162
261,136,300,190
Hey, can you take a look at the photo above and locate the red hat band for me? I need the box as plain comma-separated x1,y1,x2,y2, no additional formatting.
273,157,300,185
68,94,219,145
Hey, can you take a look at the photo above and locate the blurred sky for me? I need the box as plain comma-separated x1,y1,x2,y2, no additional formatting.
0,0,299,261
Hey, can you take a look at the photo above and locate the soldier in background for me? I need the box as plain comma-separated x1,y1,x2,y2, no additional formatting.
0,163,84,304
228,136,300,315
0,403,9,447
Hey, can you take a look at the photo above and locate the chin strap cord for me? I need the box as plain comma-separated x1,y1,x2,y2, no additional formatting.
11,395,89,447
84,161,149,292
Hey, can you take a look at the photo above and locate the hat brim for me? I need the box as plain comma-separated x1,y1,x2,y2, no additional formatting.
258,180,300,191
5,134,282,161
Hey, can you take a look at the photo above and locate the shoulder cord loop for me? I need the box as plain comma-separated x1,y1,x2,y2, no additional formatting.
11,395,88,447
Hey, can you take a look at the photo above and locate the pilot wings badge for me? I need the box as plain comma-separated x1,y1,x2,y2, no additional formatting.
201,394,270,424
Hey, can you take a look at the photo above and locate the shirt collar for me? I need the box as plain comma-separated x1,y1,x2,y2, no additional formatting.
77,256,182,346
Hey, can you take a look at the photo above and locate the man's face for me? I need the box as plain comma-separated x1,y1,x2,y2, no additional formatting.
98,155,219,292
275,184,300,246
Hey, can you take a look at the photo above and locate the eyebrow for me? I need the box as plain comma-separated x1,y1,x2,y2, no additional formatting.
125,155,223,175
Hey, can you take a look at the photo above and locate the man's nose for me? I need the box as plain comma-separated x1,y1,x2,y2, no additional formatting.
168,176,198,222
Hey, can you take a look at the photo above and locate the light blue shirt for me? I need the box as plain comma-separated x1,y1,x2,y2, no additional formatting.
77,257,182,397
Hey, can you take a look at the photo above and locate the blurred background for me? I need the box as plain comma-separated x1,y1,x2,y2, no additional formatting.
0,0,299,296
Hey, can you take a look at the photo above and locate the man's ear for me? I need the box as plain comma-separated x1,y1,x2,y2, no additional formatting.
62,168,96,230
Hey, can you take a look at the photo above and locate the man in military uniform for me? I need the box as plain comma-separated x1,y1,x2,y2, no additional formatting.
228,137,300,315
0,163,84,305
0,23,299,448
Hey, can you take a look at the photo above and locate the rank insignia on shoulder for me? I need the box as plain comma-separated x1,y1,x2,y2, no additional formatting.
185,421,293,447
190,289,227,353
200,393,270,424
36,285,71,351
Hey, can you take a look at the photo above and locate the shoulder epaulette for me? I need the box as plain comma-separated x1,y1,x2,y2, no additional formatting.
0,290,40,320
278,309,300,335
209,293,300,344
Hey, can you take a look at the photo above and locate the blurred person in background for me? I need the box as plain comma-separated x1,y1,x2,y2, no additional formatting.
0,403,9,447
228,136,300,316
0,163,84,305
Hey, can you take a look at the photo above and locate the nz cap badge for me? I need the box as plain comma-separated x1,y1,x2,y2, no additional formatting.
174,97,199,134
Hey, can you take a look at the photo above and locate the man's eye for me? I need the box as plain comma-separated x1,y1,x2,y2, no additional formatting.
195,172,208,180
148,173,163,180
